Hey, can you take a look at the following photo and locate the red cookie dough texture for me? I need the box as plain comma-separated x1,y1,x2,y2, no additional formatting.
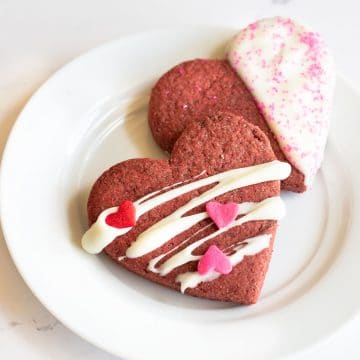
148,59,306,192
88,112,282,304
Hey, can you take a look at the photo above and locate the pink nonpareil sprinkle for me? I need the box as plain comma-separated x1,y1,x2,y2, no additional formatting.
300,31,319,50
257,101,265,111
268,103,275,112
273,76,280,84
307,63,323,79
283,144,292,152
248,22,258,30
226,16,334,186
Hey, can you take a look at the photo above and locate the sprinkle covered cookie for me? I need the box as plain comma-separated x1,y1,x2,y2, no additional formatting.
83,112,291,304
227,16,335,187
149,17,335,191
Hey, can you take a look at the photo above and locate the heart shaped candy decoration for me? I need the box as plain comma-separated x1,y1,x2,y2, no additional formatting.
197,245,232,275
105,200,136,228
227,16,335,187
206,201,239,229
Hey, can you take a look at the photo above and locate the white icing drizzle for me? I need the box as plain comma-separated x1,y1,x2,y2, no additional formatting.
147,223,213,273
146,201,260,273
82,160,290,254
126,160,290,258
82,207,133,255
81,160,290,292
176,234,271,293
81,172,205,254
149,196,284,276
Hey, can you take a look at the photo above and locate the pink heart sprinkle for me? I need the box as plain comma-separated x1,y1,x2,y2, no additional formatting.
197,245,232,275
206,201,239,229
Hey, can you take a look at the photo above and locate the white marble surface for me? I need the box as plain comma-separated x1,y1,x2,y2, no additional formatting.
0,0,359,358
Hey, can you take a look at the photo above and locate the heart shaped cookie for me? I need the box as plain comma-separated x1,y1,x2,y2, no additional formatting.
83,112,291,304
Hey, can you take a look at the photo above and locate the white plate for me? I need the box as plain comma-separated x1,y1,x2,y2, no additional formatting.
1,26,360,360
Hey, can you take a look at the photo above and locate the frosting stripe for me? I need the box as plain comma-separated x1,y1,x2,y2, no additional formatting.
82,160,290,254
176,234,271,293
126,160,290,257
150,196,284,276
147,223,213,273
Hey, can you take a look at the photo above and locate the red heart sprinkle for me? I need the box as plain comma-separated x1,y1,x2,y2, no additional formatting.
105,200,136,228
197,245,232,275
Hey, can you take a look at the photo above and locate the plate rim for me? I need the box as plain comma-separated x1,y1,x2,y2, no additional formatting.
1,25,360,359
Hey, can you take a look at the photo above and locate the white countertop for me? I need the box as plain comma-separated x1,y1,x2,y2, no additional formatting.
0,0,359,359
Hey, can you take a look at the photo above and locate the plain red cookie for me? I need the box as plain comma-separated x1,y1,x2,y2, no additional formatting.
148,59,306,192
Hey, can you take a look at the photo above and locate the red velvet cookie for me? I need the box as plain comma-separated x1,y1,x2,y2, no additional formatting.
83,112,291,304
148,59,305,192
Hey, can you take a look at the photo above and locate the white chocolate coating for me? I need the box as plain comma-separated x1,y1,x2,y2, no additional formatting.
227,17,335,186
